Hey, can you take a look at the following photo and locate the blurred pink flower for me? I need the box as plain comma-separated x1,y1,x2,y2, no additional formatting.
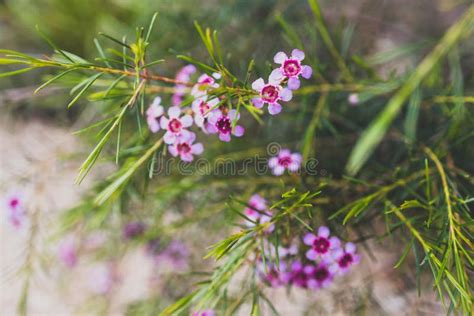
89,264,117,295
4,192,26,229
172,64,197,106
206,109,244,142
348,93,359,105
146,96,165,133
332,242,361,274
251,76,292,115
160,106,193,144
58,236,78,268
192,310,215,316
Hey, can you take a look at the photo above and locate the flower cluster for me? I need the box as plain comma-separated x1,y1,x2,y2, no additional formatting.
252,49,312,115
243,194,274,233
258,226,360,290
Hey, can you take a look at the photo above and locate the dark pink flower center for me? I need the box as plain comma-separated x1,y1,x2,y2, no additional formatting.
177,143,191,154
261,85,279,103
9,198,19,209
168,118,182,133
283,59,301,77
312,237,330,253
291,269,308,287
338,253,353,268
216,116,232,134
278,156,292,167
313,266,329,281
199,101,211,115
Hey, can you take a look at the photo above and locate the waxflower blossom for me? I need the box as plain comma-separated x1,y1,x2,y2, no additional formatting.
154,240,190,271
4,192,26,229
89,264,116,295
122,221,147,239
58,236,78,268
146,96,164,133
251,77,293,115
268,148,302,176
160,106,193,144
172,64,197,106
168,132,204,162
348,93,359,105
191,72,220,99
332,242,360,274
192,97,219,131
303,226,341,260
206,109,245,142
305,259,336,289
271,49,313,90
243,194,274,232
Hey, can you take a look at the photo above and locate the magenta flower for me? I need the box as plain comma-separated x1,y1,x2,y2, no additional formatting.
58,236,78,268
192,97,219,131
155,240,190,271
192,310,215,316
305,259,336,289
160,106,193,144
172,64,197,106
251,76,293,115
332,242,360,274
289,260,310,288
271,49,312,90
146,96,164,133
168,132,204,162
268,149,302,176
4,192,26,229
243,194,274,232
206,109,245,142
303,226,341,260
191,73,220,99
122,221,147,239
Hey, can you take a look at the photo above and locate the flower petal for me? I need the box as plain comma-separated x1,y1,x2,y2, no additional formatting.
269,68,284,84
301,65,313,79
181,152,194,162
168,106,181,118
291,48,305,61
163,132,176,144
233,125,245,137
272,165,285,176
219,132,231,142
168,145,178,157
251,78,265,91
280,88,293,102
181,114,193,128
303,233,316,245
252,98,264,108
318,226,330,238
268,157,278,168
160,116,169,129
273,51,288,64
191,143,204,155
268,103,282,115
345,242,356,254
287,77,301,90
306,249,318,261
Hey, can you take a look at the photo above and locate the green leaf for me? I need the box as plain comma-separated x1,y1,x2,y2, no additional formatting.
67,73,103,108
345,6,474,175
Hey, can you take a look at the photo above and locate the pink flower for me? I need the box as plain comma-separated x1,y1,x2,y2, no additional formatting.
332,242,360,274
192,97,219,131
160,106,193,144
146,96,165,133
271,49,312,90
4,192,26,229
122,221,147,239
58,236,78,268
305,259,336,289
268,149,302,176
303,226,341,260
89,264,116,295
192,310,215,316
348,93,359,105
168,132,204,162
251,76,292,115
289,260,311,288
191,73,220,99
172,65,197,106
243,194,274,232
206,109,245,142
155,240,190,271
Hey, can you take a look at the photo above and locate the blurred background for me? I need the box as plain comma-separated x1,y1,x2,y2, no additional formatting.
0,0,471,315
